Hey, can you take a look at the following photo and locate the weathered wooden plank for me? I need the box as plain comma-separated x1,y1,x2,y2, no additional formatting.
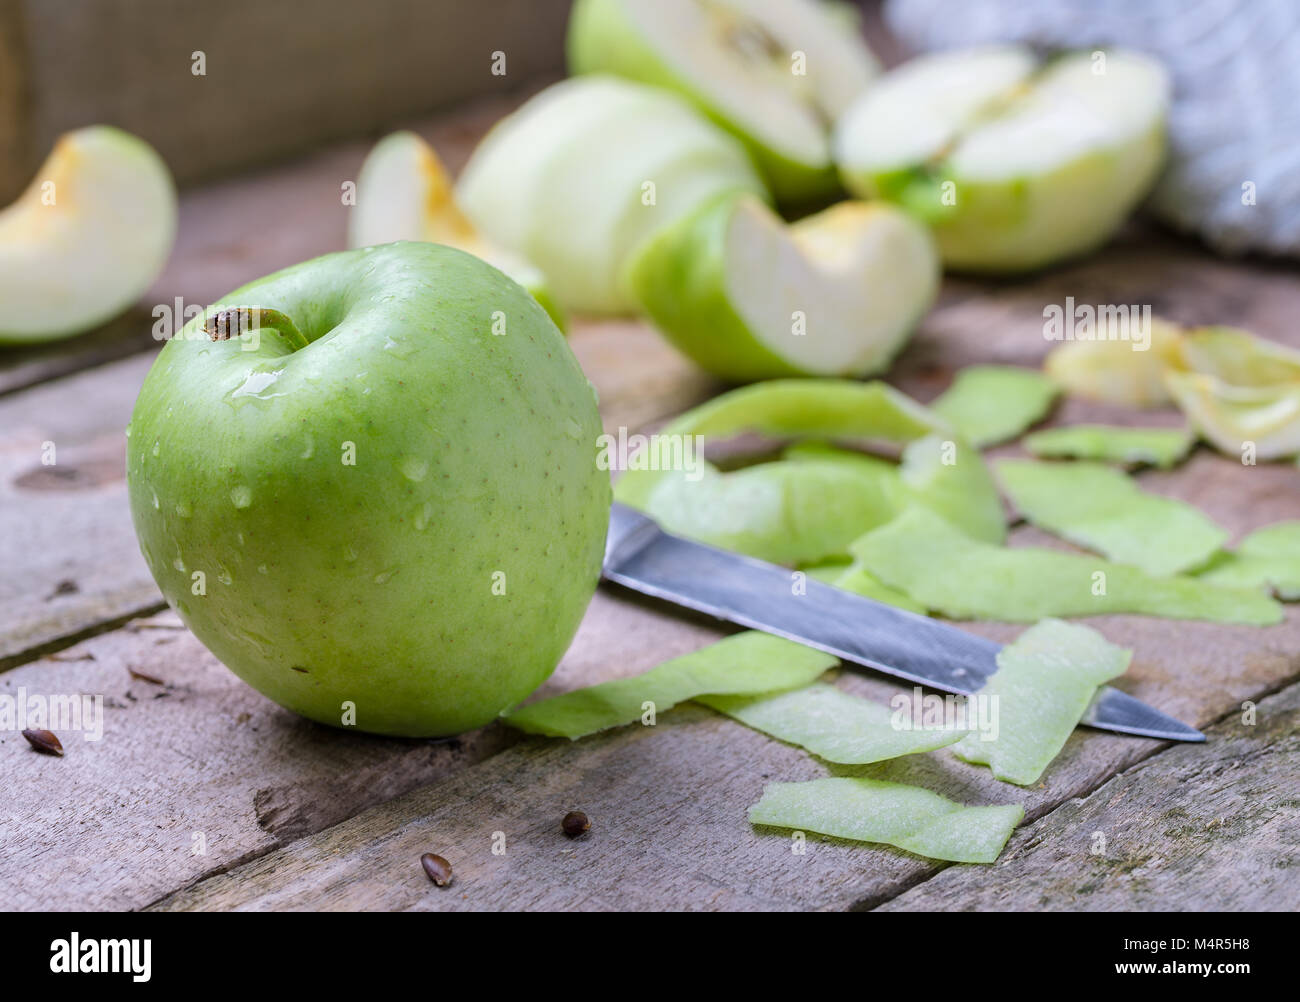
149,545,1300,912
0,353,160,668
0,580,722,911
877,679,1300,912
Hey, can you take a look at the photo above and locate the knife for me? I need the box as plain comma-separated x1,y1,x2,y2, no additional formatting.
601,502,1205,743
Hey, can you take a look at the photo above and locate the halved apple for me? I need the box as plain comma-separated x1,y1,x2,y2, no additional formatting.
568,0,879,204
628,193,938,381
348,130,565,328
457,76,767,315
0,125,176,344
835,46,1169,272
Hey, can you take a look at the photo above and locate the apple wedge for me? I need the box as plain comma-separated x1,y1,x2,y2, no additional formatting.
835,46,1170,272
457,76,767,315
629,193,938,381
348,131,566,328
0,125,176,344
568,0,879,204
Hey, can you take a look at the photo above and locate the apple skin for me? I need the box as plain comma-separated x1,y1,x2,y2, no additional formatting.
126,242,611,736
567,0,839,204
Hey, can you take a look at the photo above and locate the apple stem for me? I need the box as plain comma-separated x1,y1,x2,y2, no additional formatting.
204,307,310,351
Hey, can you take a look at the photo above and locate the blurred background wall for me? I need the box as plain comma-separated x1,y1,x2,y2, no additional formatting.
0,0,575,202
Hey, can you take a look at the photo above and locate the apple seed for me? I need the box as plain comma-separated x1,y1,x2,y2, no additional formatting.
562,811,591,838
421,852,453,887
22,729,64,756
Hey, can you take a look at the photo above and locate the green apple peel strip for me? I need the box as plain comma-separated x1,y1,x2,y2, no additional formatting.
1196,522,1300,599
613,379,1005,565
931,365,1060,448
850,507,1283,625
502,631,836,739
1022,424,1194,469
995,459,1227,576
748,778,1023,863
698,683,966,764
951,619,1131,786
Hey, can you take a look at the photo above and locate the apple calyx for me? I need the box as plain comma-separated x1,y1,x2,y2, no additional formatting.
204,307,309,351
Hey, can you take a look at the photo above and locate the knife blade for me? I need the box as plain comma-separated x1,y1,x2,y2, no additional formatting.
601,502,1205,743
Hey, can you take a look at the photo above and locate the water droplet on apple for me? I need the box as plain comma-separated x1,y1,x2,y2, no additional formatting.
151,489,160,510
414,501,433,531
228,367,286,405
374,569,396,584
301,434,315,460
343,545,359,563
217,567,233,586
230,485,253,508
151,440,161,457
257,564,269,575
172,555,186,573
565,418,582,440
174,500,192,518
400,456,428,482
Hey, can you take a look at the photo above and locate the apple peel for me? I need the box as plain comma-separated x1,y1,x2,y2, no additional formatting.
613,380,964,563
953,619,1131,786
932,365,1060,448
748,777,1023,863
502,631,836,739
699,683,966,764
1197,522,1300,600
849,507,1282,625
996,459,1227,576
1023,424,1194,469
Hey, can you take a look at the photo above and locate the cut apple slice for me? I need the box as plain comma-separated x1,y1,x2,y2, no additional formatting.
0,125,176,344
568,0,879,204
836,47,1170,271
348,131,565,328
1165,372,1300,460
629,193,938,381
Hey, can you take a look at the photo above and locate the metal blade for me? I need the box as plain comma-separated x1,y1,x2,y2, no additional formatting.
603,503,1205,743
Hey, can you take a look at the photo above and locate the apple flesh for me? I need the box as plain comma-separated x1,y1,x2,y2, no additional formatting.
0,125,176,343
348,131,566,329
456,75,767,315
835,47,1169,272
629,193,938,381
568,0,879,204
126,242,611,737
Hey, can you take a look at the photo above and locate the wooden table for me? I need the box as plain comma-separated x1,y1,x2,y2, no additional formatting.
3,83,1299,913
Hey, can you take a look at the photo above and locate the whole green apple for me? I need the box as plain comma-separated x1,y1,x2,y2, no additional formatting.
126,242,611,736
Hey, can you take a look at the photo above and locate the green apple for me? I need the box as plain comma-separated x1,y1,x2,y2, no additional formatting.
628,193,938,381
126,242,611,736
835,46,1169,272
457,75,767,315
568,0,879,204
0,125,176,343
348,130,566,329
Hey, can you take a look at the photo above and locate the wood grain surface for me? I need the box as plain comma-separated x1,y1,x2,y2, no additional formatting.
3,68,1299,912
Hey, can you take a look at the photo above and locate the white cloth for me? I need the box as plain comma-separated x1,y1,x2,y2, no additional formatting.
883,0,1300,258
